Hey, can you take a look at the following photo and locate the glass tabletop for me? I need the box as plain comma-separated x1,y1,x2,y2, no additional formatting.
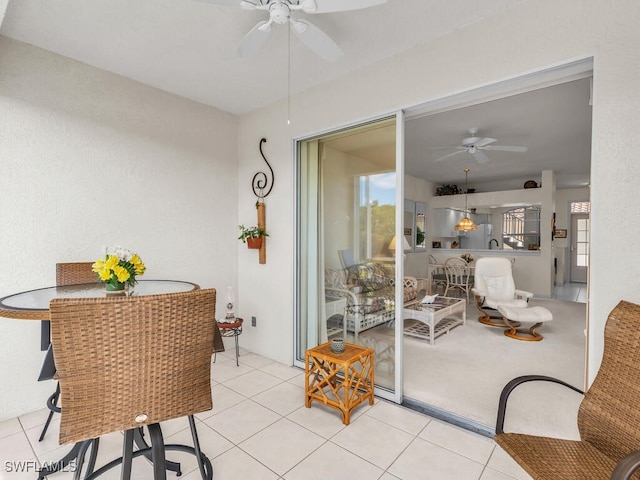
0,280,199,318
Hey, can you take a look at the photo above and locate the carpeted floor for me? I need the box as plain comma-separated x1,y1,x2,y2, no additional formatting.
360,298,586,438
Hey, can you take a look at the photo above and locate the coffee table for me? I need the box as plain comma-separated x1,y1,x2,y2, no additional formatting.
403,297,466,345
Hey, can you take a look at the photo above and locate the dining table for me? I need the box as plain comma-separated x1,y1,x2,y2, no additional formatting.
0,279,220,479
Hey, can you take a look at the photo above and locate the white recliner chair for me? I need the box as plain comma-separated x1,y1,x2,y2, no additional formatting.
471,257,533,328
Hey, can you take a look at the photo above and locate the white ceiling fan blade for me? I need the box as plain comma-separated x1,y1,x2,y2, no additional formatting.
291,19,344,62
472,150,490,164
483,145,528,153
474,137,497,147
433,149,465,163
195,0,266,10
194,0,248,6
237,21,272,58
308,0,388,14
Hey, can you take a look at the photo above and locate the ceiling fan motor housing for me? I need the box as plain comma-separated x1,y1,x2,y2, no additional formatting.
270,2,291,24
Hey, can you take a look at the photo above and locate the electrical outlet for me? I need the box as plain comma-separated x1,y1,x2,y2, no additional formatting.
251,316,256,327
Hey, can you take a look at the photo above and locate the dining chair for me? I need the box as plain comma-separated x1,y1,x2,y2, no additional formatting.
49,288,216,480
443,257,474,303
427,254,447,294
495,300,640,479
39,262,101,442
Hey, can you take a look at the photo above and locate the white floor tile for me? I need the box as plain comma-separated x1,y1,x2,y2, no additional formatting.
259,362,302,381
388,437,484,480
252,382,305,417
331,415,415,470
283,441,383,480
203,399,280,444
418,419,495,464
480,466,523,480
239,418,325,476
285,403,348,439
0,417,23,440
204,446,279,480
365,399,431,436
221,369,283,398
486,446,533,480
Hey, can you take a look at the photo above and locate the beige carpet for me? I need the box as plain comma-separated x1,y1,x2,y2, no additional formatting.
360,298,586,438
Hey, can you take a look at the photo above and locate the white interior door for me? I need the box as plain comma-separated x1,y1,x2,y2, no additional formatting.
570,213,589,283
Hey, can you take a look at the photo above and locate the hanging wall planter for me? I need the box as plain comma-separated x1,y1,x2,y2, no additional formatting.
247,237,262,249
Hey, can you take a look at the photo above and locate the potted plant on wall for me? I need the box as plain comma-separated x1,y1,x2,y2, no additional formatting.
238,224,269,249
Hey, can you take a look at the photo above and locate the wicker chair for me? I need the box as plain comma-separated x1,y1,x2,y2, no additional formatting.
38,262,101,442
495,300,640,480
49,289,216,480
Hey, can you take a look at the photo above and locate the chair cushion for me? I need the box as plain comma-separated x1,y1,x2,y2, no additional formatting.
483,274,515,302
497,305,553,323
484,297,529,310
495,433,620,480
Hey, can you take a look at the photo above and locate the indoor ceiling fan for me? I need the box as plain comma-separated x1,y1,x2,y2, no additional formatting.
432,128,528,164
198,0,388,62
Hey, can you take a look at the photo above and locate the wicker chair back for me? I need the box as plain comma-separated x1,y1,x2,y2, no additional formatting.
50,288,216,445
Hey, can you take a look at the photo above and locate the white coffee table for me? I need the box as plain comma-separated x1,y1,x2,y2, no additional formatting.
403,297,466,345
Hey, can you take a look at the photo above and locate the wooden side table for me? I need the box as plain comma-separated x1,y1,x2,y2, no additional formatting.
304,342,374,425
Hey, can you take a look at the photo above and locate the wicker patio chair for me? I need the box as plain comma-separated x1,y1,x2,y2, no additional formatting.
39,262,101,442
56,261,99,286
49,288,216,480
495,300,640,480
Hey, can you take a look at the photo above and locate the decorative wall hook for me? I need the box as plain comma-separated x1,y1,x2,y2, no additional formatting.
252,138,274,203
251,138,274,264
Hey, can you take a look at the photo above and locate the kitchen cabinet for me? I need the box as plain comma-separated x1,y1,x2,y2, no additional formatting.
433,208,484,237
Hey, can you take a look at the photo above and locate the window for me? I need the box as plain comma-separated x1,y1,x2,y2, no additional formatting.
357,173,396,260
502,206,541,251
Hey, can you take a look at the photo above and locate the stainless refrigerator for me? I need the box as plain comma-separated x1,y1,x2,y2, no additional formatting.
460,224,493,249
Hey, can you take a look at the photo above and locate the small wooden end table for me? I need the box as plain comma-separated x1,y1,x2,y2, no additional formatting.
304,342,374,425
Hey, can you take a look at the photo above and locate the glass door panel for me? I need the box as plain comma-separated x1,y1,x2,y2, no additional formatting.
295,116,400,396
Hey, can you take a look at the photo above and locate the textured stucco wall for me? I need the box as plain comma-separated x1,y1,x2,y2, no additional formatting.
0,36,239,420
236,0,640,387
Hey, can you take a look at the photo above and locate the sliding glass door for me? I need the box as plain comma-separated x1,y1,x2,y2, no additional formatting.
295,114,404,400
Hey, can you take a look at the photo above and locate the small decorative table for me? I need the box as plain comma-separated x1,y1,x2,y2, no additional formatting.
403,296,466,345
216,318,243,366
304,342,374,425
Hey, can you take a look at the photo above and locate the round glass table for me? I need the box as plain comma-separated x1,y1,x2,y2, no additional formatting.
0,279,200,320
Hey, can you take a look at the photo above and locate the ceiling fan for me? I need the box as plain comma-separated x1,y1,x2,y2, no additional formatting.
433,128,528,164
198,0,388,61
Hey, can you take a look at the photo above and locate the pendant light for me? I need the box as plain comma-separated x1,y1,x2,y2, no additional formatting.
455,168,477,232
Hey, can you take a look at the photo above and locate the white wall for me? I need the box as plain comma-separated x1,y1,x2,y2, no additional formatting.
237,0,640,385
0,36,239,420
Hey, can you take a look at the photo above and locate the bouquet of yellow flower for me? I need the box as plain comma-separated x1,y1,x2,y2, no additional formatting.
92,246,146,290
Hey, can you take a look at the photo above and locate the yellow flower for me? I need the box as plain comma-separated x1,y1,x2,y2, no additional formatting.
112,265,130,283
105,255,119,270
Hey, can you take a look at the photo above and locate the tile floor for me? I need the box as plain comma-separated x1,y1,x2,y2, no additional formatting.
552,282,588,303
0,347,533,480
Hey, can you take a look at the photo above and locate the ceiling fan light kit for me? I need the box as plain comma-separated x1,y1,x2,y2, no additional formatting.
201,0,388,61
455,168,478,232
